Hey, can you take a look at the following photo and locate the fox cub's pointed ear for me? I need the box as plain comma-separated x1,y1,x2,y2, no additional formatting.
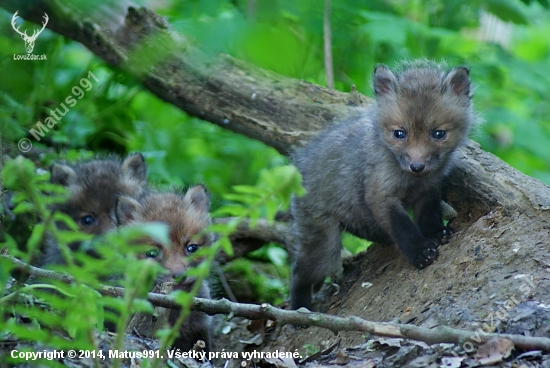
50,163,77,186
183,185,210,213
121,153,148,186
116,196,143,225
373,65,398,97
444,66,471,97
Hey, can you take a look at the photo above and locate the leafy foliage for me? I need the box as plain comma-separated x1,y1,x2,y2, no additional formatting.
1,157,162,366
0,156,303,365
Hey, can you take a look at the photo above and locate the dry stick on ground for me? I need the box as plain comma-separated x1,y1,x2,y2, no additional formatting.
5,255,550,353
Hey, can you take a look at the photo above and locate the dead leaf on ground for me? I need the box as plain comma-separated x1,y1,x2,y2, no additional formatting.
328,350,351,365
440,356,466,368
474,337,514,365
299,337,341,364
239,333,263,346
264,356,298,368
368,337,403,349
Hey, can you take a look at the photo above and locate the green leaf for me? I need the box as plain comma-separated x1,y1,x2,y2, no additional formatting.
232,185,265,195
0,234,20,258
207,221,239,235
95,301,105,332
172,290,192,306
217,236,234,257
222,193,256,204
2,156,36,190
486,0,529,24
213,205,246,217
52,212,79,231
264,199,279,223
26,224,46,253
359,11,411,45
55,229,93,244
131,299,154,314
12,202,35,215
267,246,288,267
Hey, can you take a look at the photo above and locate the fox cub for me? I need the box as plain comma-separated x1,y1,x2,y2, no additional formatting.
116,186,214,352
290,62,474,310
43,154,148,265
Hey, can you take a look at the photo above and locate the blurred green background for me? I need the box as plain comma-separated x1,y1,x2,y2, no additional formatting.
2,0,550,303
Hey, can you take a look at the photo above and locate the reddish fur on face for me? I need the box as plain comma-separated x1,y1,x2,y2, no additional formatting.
116,188,212,285
116,186,213,352
374,65,472,177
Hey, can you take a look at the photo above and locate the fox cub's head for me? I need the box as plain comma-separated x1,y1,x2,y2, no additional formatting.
373,64,473,177
50,153,148,235
116,186,213,288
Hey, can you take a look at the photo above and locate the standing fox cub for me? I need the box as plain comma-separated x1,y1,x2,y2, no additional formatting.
290,62,474,310
43,154,148,265
116,186,214,352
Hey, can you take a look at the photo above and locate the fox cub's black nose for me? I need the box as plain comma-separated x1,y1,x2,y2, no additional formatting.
410,163,426,173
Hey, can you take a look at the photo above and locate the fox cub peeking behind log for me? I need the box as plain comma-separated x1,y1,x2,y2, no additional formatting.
116,186,214,352
290,62,474,310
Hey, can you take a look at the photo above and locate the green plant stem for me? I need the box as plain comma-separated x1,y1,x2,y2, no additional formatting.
112,286,141,368
151,241,221,368
0,283,75,303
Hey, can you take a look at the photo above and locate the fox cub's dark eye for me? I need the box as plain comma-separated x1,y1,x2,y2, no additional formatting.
393,130,406,139
432,130,446,140
186,244,199,254
145,249,159,259
80,215,96,226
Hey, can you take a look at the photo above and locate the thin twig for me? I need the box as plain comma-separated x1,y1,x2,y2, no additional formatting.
5,255,550,352
216,267,238,303
323,0,334,90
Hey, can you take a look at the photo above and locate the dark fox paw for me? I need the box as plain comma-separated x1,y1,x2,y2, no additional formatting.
412,239,439,269
437,226,454,245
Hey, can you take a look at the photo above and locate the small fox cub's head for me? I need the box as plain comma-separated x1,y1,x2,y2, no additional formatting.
373,63,473,177
116,186,213,288
50,153,148,235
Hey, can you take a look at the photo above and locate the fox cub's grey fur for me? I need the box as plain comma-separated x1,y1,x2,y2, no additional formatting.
116,186,214,352
290,62,474,310
43,154,148,265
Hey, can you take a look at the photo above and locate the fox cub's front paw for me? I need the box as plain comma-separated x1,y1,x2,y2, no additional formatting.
412,239,439,269
437,226,454,245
